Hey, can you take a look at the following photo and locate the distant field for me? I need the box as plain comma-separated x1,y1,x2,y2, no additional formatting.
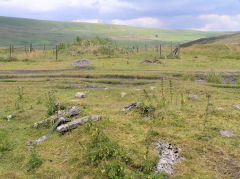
0,16,230,48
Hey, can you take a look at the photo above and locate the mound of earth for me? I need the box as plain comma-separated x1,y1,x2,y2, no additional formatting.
72,59,93,67
140,59,162,64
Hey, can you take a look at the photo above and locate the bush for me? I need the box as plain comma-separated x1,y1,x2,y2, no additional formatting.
3,57,18,62
207,71,222,84
101,160,126,179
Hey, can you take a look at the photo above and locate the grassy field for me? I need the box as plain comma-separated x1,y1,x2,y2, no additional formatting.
0,16,230,48
0,42,240,178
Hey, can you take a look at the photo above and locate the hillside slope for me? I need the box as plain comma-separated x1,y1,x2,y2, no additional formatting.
0,16,229,48
181,32,240,47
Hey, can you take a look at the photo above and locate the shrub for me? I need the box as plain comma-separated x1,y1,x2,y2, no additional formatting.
101,160,126,179
207,71,222,84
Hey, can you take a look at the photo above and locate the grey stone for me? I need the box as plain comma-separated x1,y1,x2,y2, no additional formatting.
49,117,71,132
121,92,127,98
35,136,47,144
57,115,102,133
33,115,57,128
220,129,234,138
188,94,201,101
72,59,92,67
121,103,139,112
155,140,183,175
75,92,86,98
140,59,162,64
65,106,81,117
232,105,240,111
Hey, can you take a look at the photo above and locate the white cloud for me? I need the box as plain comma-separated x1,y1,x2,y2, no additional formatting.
73,19,100,23
196,14,240,31
0,0,135,13
112,17,162,28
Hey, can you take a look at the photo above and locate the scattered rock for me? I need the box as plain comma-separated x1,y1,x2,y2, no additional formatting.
188,94,201,101
49,117,71,132
121,103,139,112
7,115,13,121
140,59,162,64
71,52,76,56
216,107,224,111
121,92,127,98
57,115,102,133
75,92,86,98
35,136,47,144
104,88,108,90
220,129,234,138
65,106,81,117
232,105,240,111
150,86,156,90
155,139,183,175
33,115,57,128
70,99,80,102
72,59,93,67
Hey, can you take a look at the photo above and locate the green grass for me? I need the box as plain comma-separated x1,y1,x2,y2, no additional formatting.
0,42,240,178
0,16,229,48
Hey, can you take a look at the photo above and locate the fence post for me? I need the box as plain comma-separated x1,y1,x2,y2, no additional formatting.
160,44,162,58
9,44,11,57
30,43,33,53
56,45,58,61
12,45,14,55
108,45,110,57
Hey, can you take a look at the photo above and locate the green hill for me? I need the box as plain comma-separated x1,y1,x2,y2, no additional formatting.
0,16,230,48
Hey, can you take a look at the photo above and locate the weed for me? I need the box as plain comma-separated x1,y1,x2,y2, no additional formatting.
45,91,57,116
183,72,195,81
15,87,24,112
207,71,222,84
0,131,11,153
26,142,43,172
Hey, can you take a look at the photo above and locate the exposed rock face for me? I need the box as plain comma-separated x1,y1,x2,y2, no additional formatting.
121,103,139,112
75,92,86,98
57,115,102,133
188,94,201,101
140,59,162,64
220,129,234,138
155,140,183,175
72,59,93,67
65,106,81,117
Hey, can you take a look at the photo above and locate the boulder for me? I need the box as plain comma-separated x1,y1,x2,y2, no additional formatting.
150,86,156,90
57,115,102,133
72,59,92,67
75,92,86,98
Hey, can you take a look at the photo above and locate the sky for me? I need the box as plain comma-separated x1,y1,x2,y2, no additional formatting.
1,0,240,31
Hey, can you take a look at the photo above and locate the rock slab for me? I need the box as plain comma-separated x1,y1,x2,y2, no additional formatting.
72,59,93,67
155,140,183,175
57,115,102,133
75,92,86,98
220,129,234,138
